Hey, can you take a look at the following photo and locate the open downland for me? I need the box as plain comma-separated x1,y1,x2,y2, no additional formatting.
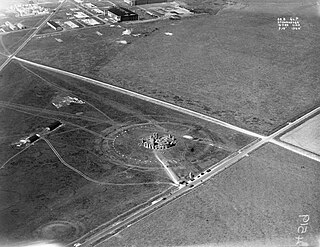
0,54,7,66
18,0,320,135
0,60,253,245
103,143,320,247
0,29,35,55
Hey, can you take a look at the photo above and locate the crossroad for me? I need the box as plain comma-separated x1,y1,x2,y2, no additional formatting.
66,100,320,247
8,57,312,246
2,8,319,246
0,0,66,72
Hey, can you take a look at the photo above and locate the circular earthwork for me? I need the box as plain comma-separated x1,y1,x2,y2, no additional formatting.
102,117,213,169
33,220,85,242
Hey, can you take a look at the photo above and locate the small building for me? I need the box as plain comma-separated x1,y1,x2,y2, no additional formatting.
81,18,100,26
16,23,27,29
107,7,138,22
5,21,16,31
64,20,79,28
92,8,104,15
124,0,168,6
47,20,62,31
84,3,96,8
74,11,89,18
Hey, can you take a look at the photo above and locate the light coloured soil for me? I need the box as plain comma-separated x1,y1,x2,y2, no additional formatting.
280,114,320,155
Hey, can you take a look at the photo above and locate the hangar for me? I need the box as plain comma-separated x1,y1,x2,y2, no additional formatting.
107,7,138,22
47,20,62,31
124,0,169,6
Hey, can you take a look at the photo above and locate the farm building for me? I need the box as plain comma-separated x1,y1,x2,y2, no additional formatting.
47,20,62,31
124,0,168,6
107,7,138,22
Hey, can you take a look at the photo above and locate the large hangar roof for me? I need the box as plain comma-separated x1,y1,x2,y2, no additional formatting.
108,6,137,16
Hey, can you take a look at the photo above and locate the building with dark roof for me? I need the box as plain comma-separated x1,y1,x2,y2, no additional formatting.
124,0,168,6
46,121,63,131
107,7,138,22
47,20,62,31
28,134,40,143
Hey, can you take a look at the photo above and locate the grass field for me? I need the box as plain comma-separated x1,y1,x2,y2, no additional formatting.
0,29,35,55
0,54,7,65
0,60,254,245
104,143,320,247
17,0,320,135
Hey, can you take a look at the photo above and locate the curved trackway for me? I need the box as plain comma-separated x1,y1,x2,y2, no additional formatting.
8,57,320,247
0,146,31,169
43,137,173,186
67,106,320,247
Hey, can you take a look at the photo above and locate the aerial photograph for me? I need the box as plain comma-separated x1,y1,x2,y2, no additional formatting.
0,0,319,247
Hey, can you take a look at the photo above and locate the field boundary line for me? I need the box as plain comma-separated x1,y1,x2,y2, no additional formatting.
269,139,320,163
13,56,265,139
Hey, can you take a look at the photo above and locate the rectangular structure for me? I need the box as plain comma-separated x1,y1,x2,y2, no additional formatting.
64,21,79,29
47,20,62,31
124,0,168,6
107,6,138,22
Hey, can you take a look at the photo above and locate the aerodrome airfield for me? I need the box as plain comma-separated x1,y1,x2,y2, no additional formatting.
0,0,319,246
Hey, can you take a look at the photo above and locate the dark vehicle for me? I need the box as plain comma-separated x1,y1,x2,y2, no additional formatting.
207,169,211,172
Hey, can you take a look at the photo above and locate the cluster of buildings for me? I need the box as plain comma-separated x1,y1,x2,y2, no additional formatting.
13,3,49,17
73,0,105,15
51,96,85,108
14,121,63,148
141,133,177,150
0,21,27,32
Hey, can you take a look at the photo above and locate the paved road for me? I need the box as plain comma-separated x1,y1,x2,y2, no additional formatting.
11,57,320,247
66,104,320,247
13,57,264,139
0,0,66,72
